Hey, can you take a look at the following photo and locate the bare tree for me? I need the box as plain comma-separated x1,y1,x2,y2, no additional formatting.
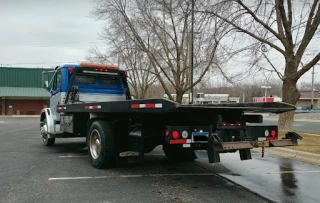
299,81,320,91
233,82,263,102
87,21,156,99
91,0,231,103
201,0,320,130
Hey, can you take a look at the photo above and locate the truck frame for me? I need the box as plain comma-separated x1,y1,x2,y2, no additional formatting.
40,62,302,169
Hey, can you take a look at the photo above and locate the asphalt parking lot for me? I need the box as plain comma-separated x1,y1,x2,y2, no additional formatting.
0,117,270,203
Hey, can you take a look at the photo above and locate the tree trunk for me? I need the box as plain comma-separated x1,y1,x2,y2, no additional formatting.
176,91,184,104
278,79,300,131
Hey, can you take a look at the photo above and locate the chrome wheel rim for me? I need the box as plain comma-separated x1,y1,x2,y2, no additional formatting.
40,121,48,143
90,129,101,159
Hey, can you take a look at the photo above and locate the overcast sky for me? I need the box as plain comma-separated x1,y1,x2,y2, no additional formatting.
0,0,103,68
0,0,318,85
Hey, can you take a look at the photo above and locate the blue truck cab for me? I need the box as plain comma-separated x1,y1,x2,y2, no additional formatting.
43,62,128,110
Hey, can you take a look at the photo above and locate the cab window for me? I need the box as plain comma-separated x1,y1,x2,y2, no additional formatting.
52,71,62,91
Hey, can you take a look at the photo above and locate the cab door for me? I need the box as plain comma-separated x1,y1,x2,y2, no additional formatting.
49,69,63,111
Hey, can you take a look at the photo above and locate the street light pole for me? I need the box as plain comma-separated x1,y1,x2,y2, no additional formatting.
311,66,315,110
189,0,194,104
261,86,271,102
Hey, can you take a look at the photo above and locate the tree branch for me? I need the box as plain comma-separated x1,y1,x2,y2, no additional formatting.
198,10,286,56
296,2,320,64
261,52,284,80
236,0,285,44
294,52,320,80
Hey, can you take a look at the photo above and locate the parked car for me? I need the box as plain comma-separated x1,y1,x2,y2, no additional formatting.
295,106,309,113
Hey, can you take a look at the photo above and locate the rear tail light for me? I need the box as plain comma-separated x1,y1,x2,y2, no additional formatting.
271,130,276,137
264,130,269,137
172,131,179,139
222,122,241,126
165,130,169,136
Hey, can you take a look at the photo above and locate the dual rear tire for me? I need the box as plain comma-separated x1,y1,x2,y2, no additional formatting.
87,120,115,169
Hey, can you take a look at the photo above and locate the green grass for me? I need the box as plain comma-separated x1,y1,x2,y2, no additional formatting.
279,131,320,154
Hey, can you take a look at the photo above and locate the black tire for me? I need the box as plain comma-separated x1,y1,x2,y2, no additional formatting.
42,119,55,146
163,143,197,162
87,120,115,169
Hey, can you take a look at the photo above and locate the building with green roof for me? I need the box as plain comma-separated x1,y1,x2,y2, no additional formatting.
0,67,52,115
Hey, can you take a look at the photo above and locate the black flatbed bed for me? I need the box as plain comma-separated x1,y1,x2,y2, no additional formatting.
56,99,295,114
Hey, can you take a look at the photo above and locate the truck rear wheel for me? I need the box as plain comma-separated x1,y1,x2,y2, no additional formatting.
163,143,197,162
87,120,115,169
41,119,55,146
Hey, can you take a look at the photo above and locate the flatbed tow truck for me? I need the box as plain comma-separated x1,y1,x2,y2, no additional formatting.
40,62,302,169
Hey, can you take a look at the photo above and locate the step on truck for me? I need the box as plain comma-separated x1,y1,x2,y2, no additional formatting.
40,62,302,169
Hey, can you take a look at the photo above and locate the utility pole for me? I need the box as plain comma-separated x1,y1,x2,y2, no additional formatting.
311,66,315,110
189,0,195,104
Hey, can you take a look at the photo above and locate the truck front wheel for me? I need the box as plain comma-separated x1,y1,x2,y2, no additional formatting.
163,143,197,162
87,120,115,169
41,118,55,146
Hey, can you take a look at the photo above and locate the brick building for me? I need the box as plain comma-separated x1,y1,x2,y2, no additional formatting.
0,67,51,115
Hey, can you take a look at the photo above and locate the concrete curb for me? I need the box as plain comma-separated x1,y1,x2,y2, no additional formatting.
0,115,40,118
252,147,320,166
13,115,40,118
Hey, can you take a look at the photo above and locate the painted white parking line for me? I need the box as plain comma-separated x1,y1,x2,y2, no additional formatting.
59,154,164,158
49,173,214,181
0,121,7,124
59,155,89,158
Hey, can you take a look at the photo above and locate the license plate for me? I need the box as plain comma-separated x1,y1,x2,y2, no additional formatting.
192,132,209,143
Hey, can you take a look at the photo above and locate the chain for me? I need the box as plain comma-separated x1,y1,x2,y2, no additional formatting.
261,145,265,158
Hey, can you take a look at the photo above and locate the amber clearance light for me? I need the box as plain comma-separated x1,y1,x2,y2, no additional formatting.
80,62,120,71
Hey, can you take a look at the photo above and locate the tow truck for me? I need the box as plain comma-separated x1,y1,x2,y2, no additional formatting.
40,62,302,169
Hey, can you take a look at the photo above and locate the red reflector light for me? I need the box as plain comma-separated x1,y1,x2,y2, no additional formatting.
170,139,187,144
172,131,179,139
271,130,276,137
165,130,169,136
145,103,156,108
124,71,128,76
68,67,74,72
131,104,140,108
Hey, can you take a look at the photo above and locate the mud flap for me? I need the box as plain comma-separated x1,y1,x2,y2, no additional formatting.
239,149,252,160
207,135,220,163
